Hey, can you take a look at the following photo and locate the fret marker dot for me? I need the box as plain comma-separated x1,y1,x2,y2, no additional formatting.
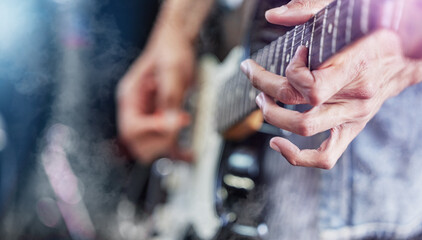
328,23,333,34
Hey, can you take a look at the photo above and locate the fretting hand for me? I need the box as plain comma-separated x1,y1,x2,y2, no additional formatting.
241,0,422,169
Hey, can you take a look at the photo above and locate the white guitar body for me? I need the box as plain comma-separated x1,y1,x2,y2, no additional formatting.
148,47,246,240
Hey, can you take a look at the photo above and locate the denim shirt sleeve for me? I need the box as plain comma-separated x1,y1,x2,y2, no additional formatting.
319,83,422,239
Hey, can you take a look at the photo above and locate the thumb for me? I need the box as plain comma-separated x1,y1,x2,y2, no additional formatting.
265,0,332,26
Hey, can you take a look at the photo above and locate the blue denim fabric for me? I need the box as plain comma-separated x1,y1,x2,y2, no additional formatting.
264,83,422,239
319,83,422,239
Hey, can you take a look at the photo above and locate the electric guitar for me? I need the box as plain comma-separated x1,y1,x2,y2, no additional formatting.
129,0,421,239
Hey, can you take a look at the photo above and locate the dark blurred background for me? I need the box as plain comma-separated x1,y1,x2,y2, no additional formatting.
0,0,159,239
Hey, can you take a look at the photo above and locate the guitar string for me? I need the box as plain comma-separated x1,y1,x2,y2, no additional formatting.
233,0,352,82
221,3,341,124
251,11,342,67
222,0,395,129
244,0,358,69
261,3,348,57
264,1,345,46
218,0,374,128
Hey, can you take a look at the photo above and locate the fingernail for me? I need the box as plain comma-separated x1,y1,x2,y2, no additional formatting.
270,139,281,153
255,93,263,108
240,60,250,77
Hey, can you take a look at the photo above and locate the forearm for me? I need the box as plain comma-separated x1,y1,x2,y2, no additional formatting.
154,0,215,42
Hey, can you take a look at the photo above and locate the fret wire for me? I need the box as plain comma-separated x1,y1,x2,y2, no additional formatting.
277,4,340,37
256,49,263,66
291,26,298,62
234,73,245,124
285,35,293,67
233,78,240,123
226,77,235,127
243,75,252,114
361,0,370,33
230,72,242,124
218,0,396,132
266,3,347,52
217,84,225,126
308,15,317,69
333,0,342,53
381,0,394,29
346,0,355,44
278,0,370,68
319,7,329,63
262,47,269,68
300,24,306,45
393,0,405,31
270,4,341,71
274,36,283,75
240,74,249,119
280,31,290,76
258,4,348,69
268,40,277,73
272,9,336,46
264,46,271,68
221,79,231,129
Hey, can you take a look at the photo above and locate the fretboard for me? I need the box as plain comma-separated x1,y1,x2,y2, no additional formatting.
216,0,404,133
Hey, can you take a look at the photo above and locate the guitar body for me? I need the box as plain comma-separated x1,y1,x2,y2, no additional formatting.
130,0,414,239
147,47,253,240
190,47,245,239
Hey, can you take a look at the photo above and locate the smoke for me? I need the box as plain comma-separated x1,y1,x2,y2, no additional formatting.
0,0,145,239
0,0,54,96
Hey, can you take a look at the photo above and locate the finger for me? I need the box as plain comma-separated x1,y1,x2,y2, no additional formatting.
286,46,345,106
256,93,349,137
130,135,173,164
270,122,365,169
120,110,190,147
170,147,194,162
240,59,306,105
117,60,159,115
126,111,191,163
158,64,191,110
131,139,193,164
265,0,332,26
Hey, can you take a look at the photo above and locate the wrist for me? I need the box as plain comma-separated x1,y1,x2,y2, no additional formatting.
155,1,202,44
409,60,422,86
387,58,422,99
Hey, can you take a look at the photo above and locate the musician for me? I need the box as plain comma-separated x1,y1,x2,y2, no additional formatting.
117,0,422,239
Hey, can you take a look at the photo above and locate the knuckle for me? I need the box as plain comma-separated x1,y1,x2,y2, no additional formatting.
278,88,300,105
285,64,297,80
319,160,335,170
290,0,307,8
357,82,376,99
308,88,324,106
317,155,336,170
250,67,265,88
354,100,372,119
261,105,274,124
296,114,315,137
287,157,299,167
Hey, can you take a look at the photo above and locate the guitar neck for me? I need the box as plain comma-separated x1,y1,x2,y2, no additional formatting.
216,0,405,133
